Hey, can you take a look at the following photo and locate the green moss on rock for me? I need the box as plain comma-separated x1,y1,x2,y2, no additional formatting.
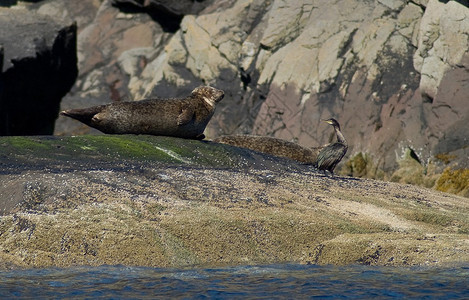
7,136,51,151
0,135,274,170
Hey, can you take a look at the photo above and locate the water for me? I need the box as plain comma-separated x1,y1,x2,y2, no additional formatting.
0,264,468,299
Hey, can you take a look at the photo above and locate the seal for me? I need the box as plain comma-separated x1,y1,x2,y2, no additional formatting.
214,135,322,164
60,86,224,139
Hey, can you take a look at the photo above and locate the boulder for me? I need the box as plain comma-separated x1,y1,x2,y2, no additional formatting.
0,8,77,135
0,135,468,269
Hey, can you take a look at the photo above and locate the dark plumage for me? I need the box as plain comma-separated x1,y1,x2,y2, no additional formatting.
60,86,224,139
214,135,322,164
314,118,348,174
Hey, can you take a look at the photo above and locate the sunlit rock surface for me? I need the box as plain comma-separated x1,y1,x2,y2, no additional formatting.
1,135,468,269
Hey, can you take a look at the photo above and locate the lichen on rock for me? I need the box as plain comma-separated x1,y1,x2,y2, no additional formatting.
435,168,469,198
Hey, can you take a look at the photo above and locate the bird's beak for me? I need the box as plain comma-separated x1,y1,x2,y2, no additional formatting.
321,119,332,124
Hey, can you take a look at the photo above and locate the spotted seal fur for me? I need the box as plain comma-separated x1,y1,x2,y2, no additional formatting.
214,135,322,164
60,86,224,139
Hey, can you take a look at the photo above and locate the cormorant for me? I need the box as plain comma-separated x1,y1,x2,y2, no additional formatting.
314,118,348,174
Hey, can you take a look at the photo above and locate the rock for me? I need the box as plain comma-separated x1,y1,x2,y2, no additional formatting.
250,0,423,164
111,0,212,32
390,147,436,187
426,54,469,156
0,0,18,7
2,0,468,270
33,0,102,34
414,0,469,101
0,44,3,74
0,135,468,269
0,8,77,135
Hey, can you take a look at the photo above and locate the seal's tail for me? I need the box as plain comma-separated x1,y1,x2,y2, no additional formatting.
60,106,104,126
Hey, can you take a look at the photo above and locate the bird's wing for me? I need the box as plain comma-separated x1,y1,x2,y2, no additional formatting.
316,143,347,168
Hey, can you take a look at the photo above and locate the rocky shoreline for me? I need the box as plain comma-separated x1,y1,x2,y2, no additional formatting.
1,0,468,270
1,135,468,269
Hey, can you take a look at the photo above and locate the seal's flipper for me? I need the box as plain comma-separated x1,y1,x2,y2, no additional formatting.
177,106,195,126
60,106,105,126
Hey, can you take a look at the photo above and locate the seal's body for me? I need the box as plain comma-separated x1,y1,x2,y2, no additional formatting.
214,135,321,164
61,86,224,139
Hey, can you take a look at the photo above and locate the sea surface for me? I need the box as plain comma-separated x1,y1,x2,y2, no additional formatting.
0,264,468,299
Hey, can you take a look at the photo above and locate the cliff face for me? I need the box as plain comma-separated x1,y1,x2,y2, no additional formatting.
48,0,467,175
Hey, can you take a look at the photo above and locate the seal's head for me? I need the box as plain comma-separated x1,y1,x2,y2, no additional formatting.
192,86,224,107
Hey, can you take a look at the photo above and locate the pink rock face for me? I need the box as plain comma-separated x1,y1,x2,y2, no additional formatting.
428,57,469,162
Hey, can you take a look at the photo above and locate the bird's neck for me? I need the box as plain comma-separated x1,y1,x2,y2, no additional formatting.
335,126,347,146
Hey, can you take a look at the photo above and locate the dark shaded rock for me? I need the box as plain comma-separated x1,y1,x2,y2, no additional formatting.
111,0,213,32
0,45,3,94
0,0,46,8
0,0,17,7
0,9,77,135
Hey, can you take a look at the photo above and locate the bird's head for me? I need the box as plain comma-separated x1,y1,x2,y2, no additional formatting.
322,118,341,130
